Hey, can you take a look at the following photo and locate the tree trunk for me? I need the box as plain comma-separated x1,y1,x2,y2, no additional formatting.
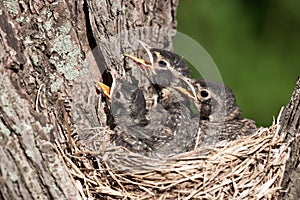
279,77,300,199
0,0,178,199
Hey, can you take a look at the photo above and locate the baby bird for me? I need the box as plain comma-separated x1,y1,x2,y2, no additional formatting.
100,43,257,157
192,79,257,145
99,64,199,158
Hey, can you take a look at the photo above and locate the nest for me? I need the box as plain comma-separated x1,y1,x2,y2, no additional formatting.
54,115,293,199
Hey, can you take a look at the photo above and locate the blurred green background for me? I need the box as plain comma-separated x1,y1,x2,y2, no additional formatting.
176,0,300,127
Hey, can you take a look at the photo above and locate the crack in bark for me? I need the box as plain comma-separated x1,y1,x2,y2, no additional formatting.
83,0,97,49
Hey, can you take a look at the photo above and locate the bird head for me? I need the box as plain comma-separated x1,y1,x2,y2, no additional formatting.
192,80,242,122
124,41,197,98
124,41,190,77
98,79,148,126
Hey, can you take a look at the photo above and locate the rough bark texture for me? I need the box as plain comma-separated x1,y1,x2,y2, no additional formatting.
0,0,177,199
279,77,300,199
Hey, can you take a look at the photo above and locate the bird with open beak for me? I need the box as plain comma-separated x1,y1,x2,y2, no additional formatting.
97,44,201,157
123,41,197,100
122,42,258,146
98,42,257,156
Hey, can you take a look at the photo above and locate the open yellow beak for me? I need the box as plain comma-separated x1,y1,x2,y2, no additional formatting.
124,53,151,68
98,82,111,99
124,41,155,68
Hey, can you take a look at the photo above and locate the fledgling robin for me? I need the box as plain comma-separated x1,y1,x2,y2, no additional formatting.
140,41,191,78
99,76,200,157
99,44,257,157
125,43,257,146
98,46,202,157
124,42,196,100
192,79,257,145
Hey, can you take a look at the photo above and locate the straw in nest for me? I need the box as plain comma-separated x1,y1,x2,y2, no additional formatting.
55,117,291,199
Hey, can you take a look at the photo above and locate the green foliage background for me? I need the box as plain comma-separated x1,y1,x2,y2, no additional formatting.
176,0,300,126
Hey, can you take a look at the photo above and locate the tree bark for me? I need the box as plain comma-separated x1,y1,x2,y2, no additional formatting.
0,0,178,199
279,77,300,199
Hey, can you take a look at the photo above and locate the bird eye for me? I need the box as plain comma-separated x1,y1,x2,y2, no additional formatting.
158,60,168,67
200,90,209,98
197,89,210,101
